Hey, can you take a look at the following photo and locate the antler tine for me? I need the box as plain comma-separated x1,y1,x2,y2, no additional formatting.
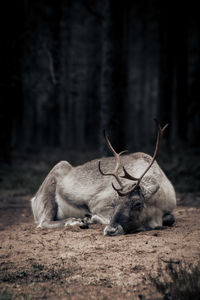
112,182,137,197
98,131,127,189
142,120,168,183
121,166,139,181
117,119,168,196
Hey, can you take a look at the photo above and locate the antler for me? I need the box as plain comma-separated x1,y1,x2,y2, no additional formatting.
98,130,127,189
114,119,168,196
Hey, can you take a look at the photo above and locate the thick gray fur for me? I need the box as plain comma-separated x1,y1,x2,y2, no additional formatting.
31,152,176,236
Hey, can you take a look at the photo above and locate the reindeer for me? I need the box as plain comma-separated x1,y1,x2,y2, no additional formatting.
31,120,176,236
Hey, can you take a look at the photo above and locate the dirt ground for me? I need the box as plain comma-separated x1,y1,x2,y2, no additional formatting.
0,191,200,300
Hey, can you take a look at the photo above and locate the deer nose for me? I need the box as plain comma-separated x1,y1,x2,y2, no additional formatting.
104,224,124,236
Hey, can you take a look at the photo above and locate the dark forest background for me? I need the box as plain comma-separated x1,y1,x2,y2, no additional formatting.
0,0,200,193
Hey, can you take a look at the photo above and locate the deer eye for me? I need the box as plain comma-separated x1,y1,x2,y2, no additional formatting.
131,200,143,211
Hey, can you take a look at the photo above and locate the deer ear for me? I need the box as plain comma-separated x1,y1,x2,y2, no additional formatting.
140,176,160,199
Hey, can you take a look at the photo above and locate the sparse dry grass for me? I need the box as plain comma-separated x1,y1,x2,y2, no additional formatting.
150,260,200,300
0,287,13,300
0,259,79,284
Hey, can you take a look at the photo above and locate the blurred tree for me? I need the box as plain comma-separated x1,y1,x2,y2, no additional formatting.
0,1,25,162
0,0,199,163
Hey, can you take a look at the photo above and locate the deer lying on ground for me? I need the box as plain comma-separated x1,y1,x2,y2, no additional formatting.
31,120,176,236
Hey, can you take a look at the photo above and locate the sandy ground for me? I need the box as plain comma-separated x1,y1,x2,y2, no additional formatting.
0,193,200,299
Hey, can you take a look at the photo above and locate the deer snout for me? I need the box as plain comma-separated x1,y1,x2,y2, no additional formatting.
104,224,124,236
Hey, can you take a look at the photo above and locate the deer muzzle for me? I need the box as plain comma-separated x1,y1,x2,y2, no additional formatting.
104,223,124,236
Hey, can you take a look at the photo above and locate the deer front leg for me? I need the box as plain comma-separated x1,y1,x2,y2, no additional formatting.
65,214,109,229
38,217,86,229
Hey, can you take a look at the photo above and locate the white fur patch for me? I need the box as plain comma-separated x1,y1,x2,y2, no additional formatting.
56,194,87,219
91,215,109,225
64,220,82,226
